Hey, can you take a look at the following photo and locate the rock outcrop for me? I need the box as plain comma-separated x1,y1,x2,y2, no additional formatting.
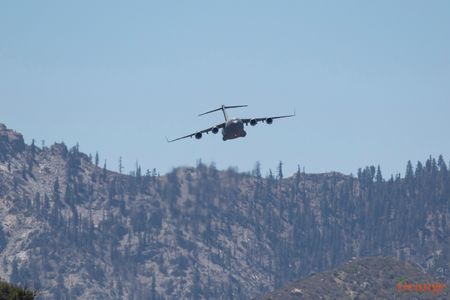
0,123,25,160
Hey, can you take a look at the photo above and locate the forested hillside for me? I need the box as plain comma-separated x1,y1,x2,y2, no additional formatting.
0,123,448,299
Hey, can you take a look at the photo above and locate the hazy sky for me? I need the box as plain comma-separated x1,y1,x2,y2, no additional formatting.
1,1,449,177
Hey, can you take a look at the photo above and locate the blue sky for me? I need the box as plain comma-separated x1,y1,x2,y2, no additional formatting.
1,1,449,177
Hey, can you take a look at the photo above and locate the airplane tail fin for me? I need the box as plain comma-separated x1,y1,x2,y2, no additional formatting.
198,105,248,117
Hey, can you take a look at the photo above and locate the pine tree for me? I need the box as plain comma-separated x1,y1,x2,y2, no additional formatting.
119,156,123,174
50,179,61,226
253,161,262,178
95,152,99,167
53,178,61,204
30,139,36,159
136,162,141,179
166,169,180,213
42,194,50,218
437,155,447,173
277,161,283,180
0,225,6,252
64,184,73,206
376,165,383,183
415,161,423,177
268,169,274,181
103,160,107,180
405,160,414,180
151,273,157,300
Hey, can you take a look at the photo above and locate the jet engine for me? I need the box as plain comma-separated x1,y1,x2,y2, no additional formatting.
250,119,257,126
212,127,219,134
266,118,273,124
195,132,202,139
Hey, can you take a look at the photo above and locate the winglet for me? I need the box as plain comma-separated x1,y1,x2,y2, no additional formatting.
165,136,171,143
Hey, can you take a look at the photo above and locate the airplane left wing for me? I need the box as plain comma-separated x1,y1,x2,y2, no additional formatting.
167,122,226,143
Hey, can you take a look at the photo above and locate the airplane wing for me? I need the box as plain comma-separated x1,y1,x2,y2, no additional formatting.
167,122,226,143
241,112,295,126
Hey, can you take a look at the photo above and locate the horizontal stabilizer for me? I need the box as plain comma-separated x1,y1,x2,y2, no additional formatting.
198,105,248,116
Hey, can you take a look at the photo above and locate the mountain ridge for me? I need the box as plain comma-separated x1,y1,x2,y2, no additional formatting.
0,122,448,299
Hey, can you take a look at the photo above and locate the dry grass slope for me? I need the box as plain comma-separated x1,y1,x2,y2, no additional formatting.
258,257,449,300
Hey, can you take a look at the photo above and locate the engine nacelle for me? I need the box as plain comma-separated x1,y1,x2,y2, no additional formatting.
250,119,257,126
212,127,219,134
266,118,273,124
195,132,202,139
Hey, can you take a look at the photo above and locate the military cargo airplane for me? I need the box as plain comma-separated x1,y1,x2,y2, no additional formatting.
167,105,295,142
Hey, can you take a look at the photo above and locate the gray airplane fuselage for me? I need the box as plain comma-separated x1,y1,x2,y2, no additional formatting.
222,118,246,141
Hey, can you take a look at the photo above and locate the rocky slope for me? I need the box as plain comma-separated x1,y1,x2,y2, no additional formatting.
0,123,448,299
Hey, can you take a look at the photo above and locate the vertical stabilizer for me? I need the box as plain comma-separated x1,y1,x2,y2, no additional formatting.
198,105,248,122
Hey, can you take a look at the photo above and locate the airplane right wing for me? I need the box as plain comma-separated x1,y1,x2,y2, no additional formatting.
241,112,295,126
